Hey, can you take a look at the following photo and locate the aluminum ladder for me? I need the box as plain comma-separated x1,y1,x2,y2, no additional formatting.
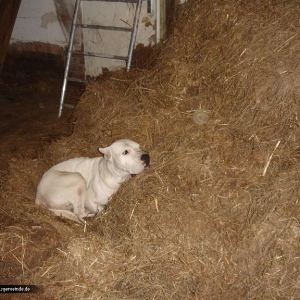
58,0,144,117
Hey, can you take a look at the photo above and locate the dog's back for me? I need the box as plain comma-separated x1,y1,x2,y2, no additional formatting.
49,157,102,183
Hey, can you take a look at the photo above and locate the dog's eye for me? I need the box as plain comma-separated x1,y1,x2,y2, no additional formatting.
122,150,129,155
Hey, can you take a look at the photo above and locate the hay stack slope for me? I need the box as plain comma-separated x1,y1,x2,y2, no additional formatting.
2,0,300,299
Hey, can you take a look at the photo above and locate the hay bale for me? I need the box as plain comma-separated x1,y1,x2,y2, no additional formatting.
2,0,300,299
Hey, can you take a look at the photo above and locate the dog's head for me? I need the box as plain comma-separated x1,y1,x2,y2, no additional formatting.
99,139,150,176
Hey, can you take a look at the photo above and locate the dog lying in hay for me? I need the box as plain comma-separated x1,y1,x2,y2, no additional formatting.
35,139,150,223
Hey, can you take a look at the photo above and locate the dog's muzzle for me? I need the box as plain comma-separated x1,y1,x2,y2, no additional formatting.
131,154,150,177
141,153,150,168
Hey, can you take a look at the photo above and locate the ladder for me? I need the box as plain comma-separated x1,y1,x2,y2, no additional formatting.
58,0,144,118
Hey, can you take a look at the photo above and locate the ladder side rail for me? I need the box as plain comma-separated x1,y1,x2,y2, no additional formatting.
126,0,142,71
58,0,81,118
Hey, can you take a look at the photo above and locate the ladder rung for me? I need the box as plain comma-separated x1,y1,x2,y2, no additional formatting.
63,103,76,109
72,51,128,60
67,77,88,83
75,24,133,32
58,0,143,118
82,0,138,3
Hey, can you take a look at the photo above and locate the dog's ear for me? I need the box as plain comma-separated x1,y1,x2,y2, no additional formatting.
98,147,112,160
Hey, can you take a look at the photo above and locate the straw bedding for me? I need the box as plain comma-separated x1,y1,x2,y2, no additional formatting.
1,0,300,299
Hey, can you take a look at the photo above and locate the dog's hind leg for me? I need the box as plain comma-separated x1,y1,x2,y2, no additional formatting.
41,172,88,224
49,209,85,224
36,170,94,224
71,184,89,221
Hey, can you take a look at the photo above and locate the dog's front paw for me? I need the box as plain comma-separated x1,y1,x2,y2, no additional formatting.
96,205,105,214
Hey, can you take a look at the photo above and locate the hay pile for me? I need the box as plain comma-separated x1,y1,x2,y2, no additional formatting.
2,0,300,299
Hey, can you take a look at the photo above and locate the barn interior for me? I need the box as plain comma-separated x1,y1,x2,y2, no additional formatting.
1,0,300,299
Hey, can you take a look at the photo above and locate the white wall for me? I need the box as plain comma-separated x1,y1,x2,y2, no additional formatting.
10,0,164,76
11,0,69,46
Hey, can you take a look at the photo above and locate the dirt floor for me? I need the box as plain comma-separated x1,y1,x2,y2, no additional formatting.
0,64,83,174
0,60,85,298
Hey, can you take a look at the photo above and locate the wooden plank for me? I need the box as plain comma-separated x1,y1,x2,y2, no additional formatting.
0,0,22,74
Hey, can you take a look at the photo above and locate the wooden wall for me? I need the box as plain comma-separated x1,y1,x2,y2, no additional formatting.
0,0,22,73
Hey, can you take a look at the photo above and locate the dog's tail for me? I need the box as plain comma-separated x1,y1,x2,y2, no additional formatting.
35,194,46,205
49,209,85,224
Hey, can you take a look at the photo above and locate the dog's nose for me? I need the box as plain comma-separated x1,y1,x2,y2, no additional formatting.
141,154,150,167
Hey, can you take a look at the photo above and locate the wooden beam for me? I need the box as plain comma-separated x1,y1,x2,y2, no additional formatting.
0,0,22,74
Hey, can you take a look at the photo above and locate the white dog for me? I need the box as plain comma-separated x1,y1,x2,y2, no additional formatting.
35,139,150,223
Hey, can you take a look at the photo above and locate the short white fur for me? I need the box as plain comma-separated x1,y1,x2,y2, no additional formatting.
35,139,150,223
